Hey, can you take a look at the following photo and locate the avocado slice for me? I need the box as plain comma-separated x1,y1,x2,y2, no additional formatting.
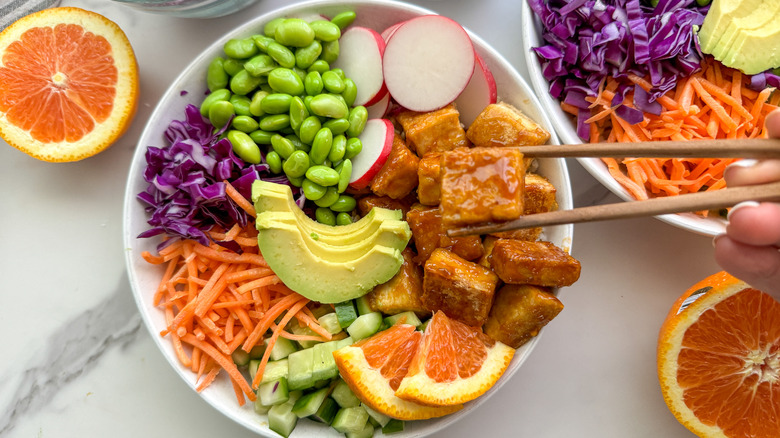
721,7,780,74
698,0,764,53
708,0,780,61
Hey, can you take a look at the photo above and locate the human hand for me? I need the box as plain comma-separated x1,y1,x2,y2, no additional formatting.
713,109,780,296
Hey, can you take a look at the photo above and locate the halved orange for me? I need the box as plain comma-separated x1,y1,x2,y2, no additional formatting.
658,271,780,437
333,323,463,420
395,311,515,407
0,7,138,162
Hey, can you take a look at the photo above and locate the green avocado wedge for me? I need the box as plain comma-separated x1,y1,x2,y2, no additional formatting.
698,0,763,54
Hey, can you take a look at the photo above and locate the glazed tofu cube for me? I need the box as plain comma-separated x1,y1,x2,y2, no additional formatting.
466,102,550,148
478,235,499,269
366,248,427,315
396,104,470,156
370,135,420,199
488,239,581,287
357,194,415,217
439,147,526,227
422,248,499,327
489,173,557,241
483,284,564,348
416,153,442,206
406,206,484,264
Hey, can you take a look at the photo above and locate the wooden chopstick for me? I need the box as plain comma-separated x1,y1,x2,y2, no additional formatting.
447,181,780,236
515,138,780,159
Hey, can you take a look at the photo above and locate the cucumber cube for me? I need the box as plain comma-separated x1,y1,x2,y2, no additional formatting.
362,403,391,427
383,311,423,328
346,422,375,438
309,397,339,425
354,295,373,315
332,406,369,434
249,358,289,384
317,312,343,335
231,349,250,367
382,419,405,434
312,341,340,381
287,347,315,391
332,379,361,408
265,336,298,361
347,312,383,341
268,399,298,438
258,377,289,406
334,300,358,328
292,386,331,418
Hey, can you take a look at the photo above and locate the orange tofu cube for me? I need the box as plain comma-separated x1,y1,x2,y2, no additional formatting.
489,173,557,241
440,146,526,227
466,102,550,148
478,235,499,269
483,284,564,348
357,194,415,217
396,104,470,156
365,248,427,315
416,152,442,206
488,239,581,287
370,135,420,199
422,248,499,327
406,206,484,264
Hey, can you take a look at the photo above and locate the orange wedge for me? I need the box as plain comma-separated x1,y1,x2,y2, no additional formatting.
658,271,780,437
0,7,138,162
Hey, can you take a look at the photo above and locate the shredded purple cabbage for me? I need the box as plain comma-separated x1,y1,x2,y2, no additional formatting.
529,0,708,140
137,104,306,249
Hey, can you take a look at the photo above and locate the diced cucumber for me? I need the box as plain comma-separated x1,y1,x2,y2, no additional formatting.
249,344,266,360
383,311,423,328
347,312,383,341
331,379,361,408
249,358,288,384
268,398,298,438
312,340,340,381
289,319,322,349
332,406,369,434
346,422,375,438
335,300,358,328
254,398,270,415
317,312,343,335
382,419,405,434
418,318,431,332
335,336,355,348
287,347,315,391
362,403,391,427
309,396,339,425
308,302,333,319
354,295,373,315
231,349,250,367
258,377,289,406
265,336,298,361
292,386,331,418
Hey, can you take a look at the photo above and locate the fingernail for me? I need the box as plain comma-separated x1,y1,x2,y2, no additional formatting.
727,159,759,170
712,233,725,248
727,201,761,221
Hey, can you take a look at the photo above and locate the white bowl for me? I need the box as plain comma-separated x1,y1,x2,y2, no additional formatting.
520,0,727,237
123,1,573,436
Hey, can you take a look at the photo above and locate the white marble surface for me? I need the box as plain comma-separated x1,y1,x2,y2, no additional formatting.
0,0,720,436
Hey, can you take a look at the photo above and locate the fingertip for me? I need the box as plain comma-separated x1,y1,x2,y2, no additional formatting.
767,108,780,138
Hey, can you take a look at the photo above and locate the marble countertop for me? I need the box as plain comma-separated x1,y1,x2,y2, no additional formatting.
1,0,717,436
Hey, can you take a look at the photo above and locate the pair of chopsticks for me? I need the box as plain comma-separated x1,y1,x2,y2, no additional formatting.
448,138,780,237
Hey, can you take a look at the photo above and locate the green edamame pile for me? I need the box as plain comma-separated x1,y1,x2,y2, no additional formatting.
199,11,364,226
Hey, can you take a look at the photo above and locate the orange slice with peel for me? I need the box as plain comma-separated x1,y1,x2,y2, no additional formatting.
657,271,780,437
0,7,138,162
395,311,515,407
333,323,463,420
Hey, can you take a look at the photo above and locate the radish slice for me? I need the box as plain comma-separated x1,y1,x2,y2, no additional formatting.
332,26,388,107
382,15,475,112
380,22,403,42
295,13,330,22
349,119,394,189
454,52,497,127
365,92,392,119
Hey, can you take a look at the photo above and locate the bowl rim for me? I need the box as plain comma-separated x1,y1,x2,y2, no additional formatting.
122,1,574,436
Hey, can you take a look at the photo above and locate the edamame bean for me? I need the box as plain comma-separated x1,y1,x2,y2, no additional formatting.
282,150,310,178
229,95,252,116
260,93,293,114
330,195,356,212
336,212,352,225
265,150,283,173
289,96,308,132
231,115,259,132
288,175,304,187
249,129,274,145
305,165,340,186
295,40,322,70
259,114,291,131
200,88,232,117
307,59,330,74
310,127,333,164
270,133,295,159
264,18,286,37
315,207,336,225
304,71,324,96
224,38,258,59
310,20,342,42
322,70,345,93
313,187,339,207
302,178,327,200
298,116,322,145
330,68,346,80
268,68,305,95
341,78,357,107
345,137,362,159
244,54,276,77
330,11,356,30
337,158,352,193
207,57,229,91
329,134,347,163
275,18,315,48
346,106,368,137
249,90,269,117
695,0,711,5
286,134,309,152
266,41,296,68
230,69,264,96
293,67,308,82
227,130,261,164
309,94,349,119
323,118,350,135
252,34,276,52
319,40,339,64
223,58,244,76
208,100,235,128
